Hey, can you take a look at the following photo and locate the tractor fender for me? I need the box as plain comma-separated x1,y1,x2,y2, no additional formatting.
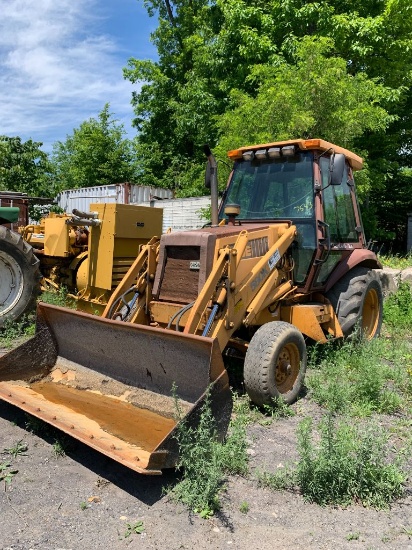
324,249,382,293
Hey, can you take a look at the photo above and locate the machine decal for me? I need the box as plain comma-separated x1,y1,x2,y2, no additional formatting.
251,266,270,291
268,249,281,270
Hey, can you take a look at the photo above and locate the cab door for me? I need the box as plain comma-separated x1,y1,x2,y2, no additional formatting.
311,155,363,289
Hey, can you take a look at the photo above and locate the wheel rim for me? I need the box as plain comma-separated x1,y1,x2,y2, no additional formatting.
275,343,300,394
362,287,380,339
0,251,24,317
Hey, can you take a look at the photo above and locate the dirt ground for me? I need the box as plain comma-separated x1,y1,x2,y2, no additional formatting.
0,346,411,550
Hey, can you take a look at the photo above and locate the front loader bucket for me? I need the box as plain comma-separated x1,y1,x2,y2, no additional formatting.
0,303,232,474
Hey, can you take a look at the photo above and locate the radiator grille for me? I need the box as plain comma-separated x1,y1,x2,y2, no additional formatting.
158,246,200,303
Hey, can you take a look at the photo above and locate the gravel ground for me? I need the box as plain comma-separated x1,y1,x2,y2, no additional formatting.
0,346,411,550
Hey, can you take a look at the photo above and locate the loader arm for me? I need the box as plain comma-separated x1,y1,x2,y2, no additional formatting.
183,224,297,352
102,236,160,322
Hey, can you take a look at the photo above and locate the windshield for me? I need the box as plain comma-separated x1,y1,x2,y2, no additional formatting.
220,151,314,220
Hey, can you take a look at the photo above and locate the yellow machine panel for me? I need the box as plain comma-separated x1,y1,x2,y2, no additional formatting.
77,203,163,312
43,217,71,257
88,203,162,291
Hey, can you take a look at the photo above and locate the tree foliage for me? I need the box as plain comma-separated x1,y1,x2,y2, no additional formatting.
216,37,397,154
125,0,412,244
124,1,222,195
51,104,137,191
0,136,54,197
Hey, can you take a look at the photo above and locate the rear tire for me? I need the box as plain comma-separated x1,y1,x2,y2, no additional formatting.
326,266,382,339
0,226,41,327
244,321,307,406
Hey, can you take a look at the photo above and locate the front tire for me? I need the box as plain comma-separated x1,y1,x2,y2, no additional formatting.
244,321,307,406
0,226,41,327
326,266,382,339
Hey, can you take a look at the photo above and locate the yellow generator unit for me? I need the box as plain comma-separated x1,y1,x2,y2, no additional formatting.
23,203,163,314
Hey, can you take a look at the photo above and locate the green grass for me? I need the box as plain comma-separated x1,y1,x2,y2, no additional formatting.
4,440,28,458
296,415,406,508
378,253,412,270
383,280,412,330
40,285,76,308
0,286,76,349
239,501,249,514
52,437,70,458
306,282,412,417
0,440,28,489
307,337,404,416
0,314,35,348
0,284,79,350
0,462,19,487
346,532,360,541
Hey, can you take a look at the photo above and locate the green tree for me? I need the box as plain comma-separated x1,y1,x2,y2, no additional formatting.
0,136,54,197
216,37,399,198
51,104,137,190
124,0,224,195
126,1,412,243
214,0,412,245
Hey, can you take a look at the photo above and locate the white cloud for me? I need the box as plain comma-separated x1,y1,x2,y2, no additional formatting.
0,0,140,150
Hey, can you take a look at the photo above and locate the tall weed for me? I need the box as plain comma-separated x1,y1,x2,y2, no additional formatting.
259,415,406,508
220,395,249,476
170,388,248,517
296,415,406,508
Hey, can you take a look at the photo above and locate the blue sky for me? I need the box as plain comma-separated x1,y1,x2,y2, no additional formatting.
0,0,157,152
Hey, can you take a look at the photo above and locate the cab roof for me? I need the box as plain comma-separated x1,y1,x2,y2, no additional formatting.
227,138,363,171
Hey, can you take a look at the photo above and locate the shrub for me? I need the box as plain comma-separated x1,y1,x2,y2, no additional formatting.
296,415,406,508
383,280,412,330
170,388,248,517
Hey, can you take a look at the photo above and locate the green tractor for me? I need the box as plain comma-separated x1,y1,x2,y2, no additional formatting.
0,206,41,328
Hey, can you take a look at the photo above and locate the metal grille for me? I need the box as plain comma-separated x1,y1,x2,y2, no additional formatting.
158,246,200,303
111,258,134,288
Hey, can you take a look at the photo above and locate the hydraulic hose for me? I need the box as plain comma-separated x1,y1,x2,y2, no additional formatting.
107,286,138,320
202,304,220,337
166,302,195,331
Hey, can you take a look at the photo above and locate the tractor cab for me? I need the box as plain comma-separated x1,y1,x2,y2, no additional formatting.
219,138,369,292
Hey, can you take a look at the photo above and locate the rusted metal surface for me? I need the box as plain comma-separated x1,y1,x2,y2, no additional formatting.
0,303,232,474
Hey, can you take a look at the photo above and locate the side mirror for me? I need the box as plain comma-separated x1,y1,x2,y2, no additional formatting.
330,153,345,185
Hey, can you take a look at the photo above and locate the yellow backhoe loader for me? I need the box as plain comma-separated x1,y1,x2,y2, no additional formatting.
0,138,383,474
